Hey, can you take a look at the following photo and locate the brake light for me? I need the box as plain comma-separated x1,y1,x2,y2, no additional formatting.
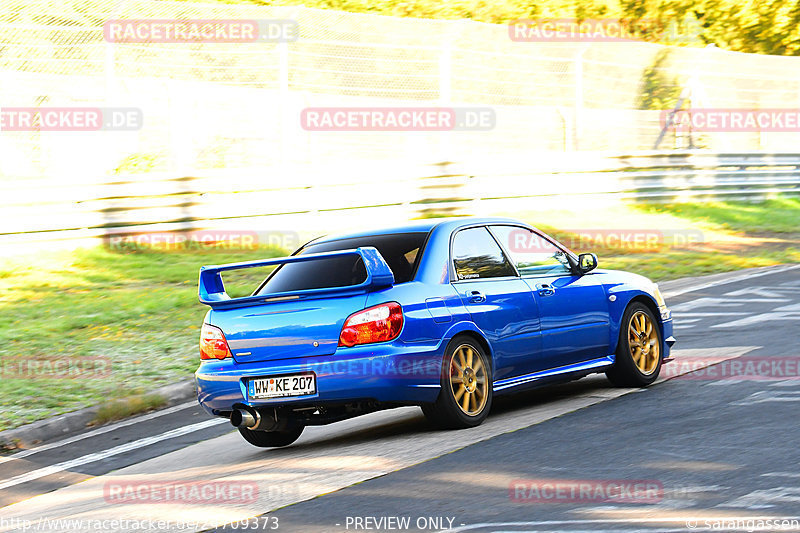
200,323,232,360
339,302,403,347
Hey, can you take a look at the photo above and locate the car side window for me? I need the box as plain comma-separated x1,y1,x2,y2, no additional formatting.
452,227,516,280
490,225,571,277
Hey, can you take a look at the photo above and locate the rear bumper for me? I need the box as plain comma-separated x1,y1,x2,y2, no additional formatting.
195,342,444,415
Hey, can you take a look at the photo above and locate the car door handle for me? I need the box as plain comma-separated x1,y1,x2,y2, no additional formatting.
467,290,486,303
536,283,556,296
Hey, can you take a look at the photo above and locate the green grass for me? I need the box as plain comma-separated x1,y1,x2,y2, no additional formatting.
0,198,797,432
598,248,800,280
92,394,167,425
636,198,800,234
0,245,285,432
505,197,800,282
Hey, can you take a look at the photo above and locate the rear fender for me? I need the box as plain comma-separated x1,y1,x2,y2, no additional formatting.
440,321,494,374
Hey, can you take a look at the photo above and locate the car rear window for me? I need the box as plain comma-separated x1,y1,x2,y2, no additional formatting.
256,232,428,294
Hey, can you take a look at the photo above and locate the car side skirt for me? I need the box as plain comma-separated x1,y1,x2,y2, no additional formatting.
493,356,614,393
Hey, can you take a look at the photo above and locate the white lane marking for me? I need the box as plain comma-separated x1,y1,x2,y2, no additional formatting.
0,401,200,464
732,391,800,405
0,418,227,491
720,487,800,509
717,298,791,303
671,297,789,312
769,379,800,387
711,310,800,328
658,347,755,382
762,473,800,478
671,298,728,312
725,287,796,298
662,264,800,299
708,379,751,386
672,312,748,317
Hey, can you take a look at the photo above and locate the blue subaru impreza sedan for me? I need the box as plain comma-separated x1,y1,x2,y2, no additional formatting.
196,217,675,447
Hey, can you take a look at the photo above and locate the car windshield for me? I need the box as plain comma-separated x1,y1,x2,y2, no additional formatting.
256,232,428,295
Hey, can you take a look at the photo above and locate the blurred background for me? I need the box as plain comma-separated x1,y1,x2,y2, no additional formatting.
0,0,798,434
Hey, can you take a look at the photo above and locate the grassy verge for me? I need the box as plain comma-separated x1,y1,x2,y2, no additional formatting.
0,198,797,431
507,198,800,281
0,245,285,432
634,198,800,234
92,394,167,426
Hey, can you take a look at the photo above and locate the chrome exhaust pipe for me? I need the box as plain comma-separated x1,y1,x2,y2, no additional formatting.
230,408,260,429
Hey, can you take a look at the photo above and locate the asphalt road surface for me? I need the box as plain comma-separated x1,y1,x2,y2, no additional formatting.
1,264,799,533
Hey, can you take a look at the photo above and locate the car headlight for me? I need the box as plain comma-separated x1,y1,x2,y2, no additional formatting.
653,284,666,307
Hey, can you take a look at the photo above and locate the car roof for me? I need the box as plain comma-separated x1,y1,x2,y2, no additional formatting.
308,216,525,245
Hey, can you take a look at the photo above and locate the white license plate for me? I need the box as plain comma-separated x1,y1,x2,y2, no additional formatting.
247,373,316,399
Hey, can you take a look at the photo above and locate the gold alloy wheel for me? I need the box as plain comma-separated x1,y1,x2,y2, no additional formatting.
449,344,488,416
628,310,660,375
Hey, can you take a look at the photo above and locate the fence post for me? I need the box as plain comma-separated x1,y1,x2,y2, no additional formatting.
573,45,589,151
436,29,454,167
104,39,115,102
439,38,452,103
278,41,290,168
168,80,193,174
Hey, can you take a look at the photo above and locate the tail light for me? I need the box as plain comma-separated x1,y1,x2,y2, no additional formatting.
339,302,403,347
200,323,232,360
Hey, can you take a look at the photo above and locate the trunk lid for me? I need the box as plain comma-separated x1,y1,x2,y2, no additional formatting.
210,292,368,363
198,247,394,363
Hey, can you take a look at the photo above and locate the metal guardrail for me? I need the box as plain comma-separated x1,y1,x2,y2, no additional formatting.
2,151,799,247
458,151,800,205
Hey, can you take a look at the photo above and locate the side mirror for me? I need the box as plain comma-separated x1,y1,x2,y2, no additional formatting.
577,253,598,274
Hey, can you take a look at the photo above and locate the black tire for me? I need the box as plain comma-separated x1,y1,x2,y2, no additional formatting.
238,425,304,448
423,336,493,429
606,302,663,387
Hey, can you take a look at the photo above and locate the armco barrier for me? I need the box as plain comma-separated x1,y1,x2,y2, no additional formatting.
2,151,798,248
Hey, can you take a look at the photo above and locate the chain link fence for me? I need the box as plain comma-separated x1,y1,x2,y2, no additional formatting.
1,1,800,185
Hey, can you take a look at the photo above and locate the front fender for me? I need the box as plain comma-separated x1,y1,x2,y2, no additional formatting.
601,270,673,357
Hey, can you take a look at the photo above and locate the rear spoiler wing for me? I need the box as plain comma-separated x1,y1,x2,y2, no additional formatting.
198,247,395,309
